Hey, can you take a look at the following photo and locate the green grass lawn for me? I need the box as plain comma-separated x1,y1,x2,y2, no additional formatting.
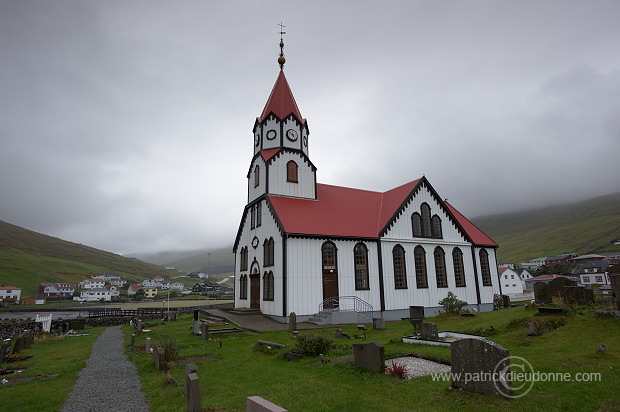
2,307,619,411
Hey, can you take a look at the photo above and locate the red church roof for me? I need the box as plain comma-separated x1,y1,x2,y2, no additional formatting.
260,148,281,162
444,202,497,246
258,70,305,123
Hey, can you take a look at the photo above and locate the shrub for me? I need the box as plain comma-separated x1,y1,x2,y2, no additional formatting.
386,361,408,379
438,292,467,313
159,336,180,373
297,333,333,356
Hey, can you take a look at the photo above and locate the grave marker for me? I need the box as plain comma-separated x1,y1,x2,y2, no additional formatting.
186,372,201,412
246,396,288,412
288,312,297,332
420,322,439,340
352,341,384,373
183,363,198,397
372,318,385,330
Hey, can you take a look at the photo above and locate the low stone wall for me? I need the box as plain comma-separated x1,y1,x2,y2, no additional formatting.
0,320,42,340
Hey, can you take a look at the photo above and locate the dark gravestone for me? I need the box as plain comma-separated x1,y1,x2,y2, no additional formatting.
200,322,209,340
183,364,198,397
70,318,86,330
353,341,385,373
608,273,620,310
153,344,165,371
193,310,199,321
409,306,425,319
246,396,288,412
1,339,11,364
186,372,201,412
526,322,539,336
493,294,503,310
192,320,201,335
534,282,551,305
284,352,302,361
451,338,512,398
547,277,577,303
12,334,25,354
130,333,136,350
145,337,152,353
420,322,439,340
372,318,385,330
563,286,594,306
502,295,511,308
288,312,297,332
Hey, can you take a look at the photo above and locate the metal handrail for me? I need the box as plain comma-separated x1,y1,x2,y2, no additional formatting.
318,296,373,320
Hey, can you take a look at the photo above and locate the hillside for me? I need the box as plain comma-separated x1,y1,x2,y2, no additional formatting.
0,220,174,294
131,247,234,275
471,192,620,263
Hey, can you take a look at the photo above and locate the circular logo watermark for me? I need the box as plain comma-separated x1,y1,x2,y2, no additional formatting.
493,355,535,399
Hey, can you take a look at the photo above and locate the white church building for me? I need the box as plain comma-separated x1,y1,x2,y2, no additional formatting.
233,41,501,322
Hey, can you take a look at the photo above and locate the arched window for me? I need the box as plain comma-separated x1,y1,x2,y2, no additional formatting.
256,202,262,227
287,161,298,183
250,205,256,229
322,241,337,271
452,248,466,287
263,238,274,267
414,246,428,288
479,249,492,286
392,245,407,289
354,243,370,290
240,247,248,271
434,247,447,288
421,203,432,237
412,213,422,237
263,271,274,301
431,215,442,238
239,275,248,300
254,165,260,187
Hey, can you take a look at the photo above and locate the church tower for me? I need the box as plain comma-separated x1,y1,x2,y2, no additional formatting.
247,31,317,203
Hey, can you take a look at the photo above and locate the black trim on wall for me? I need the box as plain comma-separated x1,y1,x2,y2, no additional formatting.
377,239,385,312
494,248,503,295
282,234,287,317
471,247,482,305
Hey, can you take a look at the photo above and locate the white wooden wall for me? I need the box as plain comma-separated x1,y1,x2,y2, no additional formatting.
267,151,315,200
247,156,267,203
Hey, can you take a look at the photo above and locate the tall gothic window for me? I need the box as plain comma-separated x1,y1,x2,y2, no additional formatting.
263,271,274,301
321,241,337,271
354,243,370,290
431,215,443,238
254,165,260,187
434,247,448,288
263,237,274,267
392,245,407,289
256,202,262,227
287,161,298,183
412,213,422,237
480,249,492,286
250,205,256,229
421,203,432,237
240,247,248,271
239,275,248,300
414,246,428,288
453,248,466,287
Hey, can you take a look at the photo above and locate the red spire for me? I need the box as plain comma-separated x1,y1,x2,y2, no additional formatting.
258,70,305,124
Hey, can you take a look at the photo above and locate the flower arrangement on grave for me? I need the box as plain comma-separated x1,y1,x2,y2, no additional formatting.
385,361,408,379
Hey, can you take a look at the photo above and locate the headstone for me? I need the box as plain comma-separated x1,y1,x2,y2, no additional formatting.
502,295,511,308
186,372,201,412
136,319,143,331
547,277,577,303
183,364,198,397
493,294,504,310
284,352,302,361
409,306,425,319
288,312,297,332
526,322,539,336
534,282,552,305
145,337,152,353
291,330,299,339
409,318,423,330
352,341,385,373
420,322,439,340
193,310,199,321
1,339,12,364
130,333,136,349
246,396,288,412
372,318,385,330
610,273,620,310
192,320,201,335
563,286,594,306
153,345,165,371
166,312,177,322
200,322,209,340
12,333,25,354
69,318,86,330
451,338,511,398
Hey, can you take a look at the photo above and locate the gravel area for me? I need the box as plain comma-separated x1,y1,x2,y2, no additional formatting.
386,356,451,380
62,326,151,412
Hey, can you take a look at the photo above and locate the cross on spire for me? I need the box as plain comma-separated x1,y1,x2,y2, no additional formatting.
278,22,286,69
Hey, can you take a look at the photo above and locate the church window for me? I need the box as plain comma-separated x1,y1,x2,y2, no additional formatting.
256,202,262,227
480,249,492,286
239,275,248,300
250,205,256,229
421,203,432,237
322,241,337,271
240,247,248,271
452,248,466,287
254,165,260,187
263,271,274,301
354,243,370,290
431,215,443,238
412,213,422,237
434,247,448,288
392,245,407,289
287,161,298,183
263,237,274,267
414,246,428,288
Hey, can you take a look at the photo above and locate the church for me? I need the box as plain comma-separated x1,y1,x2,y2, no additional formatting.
233,38,501,323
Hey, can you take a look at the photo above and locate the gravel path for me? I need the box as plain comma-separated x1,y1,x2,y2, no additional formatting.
62,326,151,412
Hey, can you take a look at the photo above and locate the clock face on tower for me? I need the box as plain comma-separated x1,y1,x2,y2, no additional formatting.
286,129,298,141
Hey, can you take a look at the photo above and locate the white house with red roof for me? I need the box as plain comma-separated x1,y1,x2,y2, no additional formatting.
233,40,501,322
0,286,21,303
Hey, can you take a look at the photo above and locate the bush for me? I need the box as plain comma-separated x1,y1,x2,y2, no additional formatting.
159,336,180,373
438,292,467,313
386,361,408,379
297,333,333,356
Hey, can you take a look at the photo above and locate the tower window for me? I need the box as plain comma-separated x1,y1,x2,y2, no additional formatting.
287,161,298,183
421,203,432,238
431,215,442,238
256,202,262,227
254,165,260,187
412,213,422,237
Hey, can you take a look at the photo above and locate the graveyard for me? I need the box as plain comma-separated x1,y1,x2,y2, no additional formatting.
1,301,619,411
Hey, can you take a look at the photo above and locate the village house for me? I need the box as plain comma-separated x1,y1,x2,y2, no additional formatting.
544,253,578,265
36,282,75,297
499,268,533,298
78,279,106,289
142,288,158,299
142,276,166,288
519,257,547,271
104,284,121,299
233,40,501,323
77,288,111,302
574,261,612,294
127,284,142,297
0,286,21,303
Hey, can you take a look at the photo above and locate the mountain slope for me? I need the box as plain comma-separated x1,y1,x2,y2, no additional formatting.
0,220,173,293
471,192,620,263
131,247,235,275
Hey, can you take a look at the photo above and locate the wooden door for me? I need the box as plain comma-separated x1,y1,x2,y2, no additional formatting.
321,241,339,308
250,274,260,309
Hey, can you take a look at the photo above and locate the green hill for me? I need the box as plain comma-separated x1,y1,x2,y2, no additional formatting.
128,247,235,275
471,192,620,263
0,220,174,294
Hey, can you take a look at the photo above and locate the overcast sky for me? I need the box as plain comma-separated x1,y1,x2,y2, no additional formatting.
1,1,619,255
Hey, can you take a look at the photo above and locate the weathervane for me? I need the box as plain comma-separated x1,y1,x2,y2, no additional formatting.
278,22,286,69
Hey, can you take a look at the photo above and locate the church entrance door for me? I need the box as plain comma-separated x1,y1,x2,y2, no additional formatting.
322,271,339,308
250,274,260,309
